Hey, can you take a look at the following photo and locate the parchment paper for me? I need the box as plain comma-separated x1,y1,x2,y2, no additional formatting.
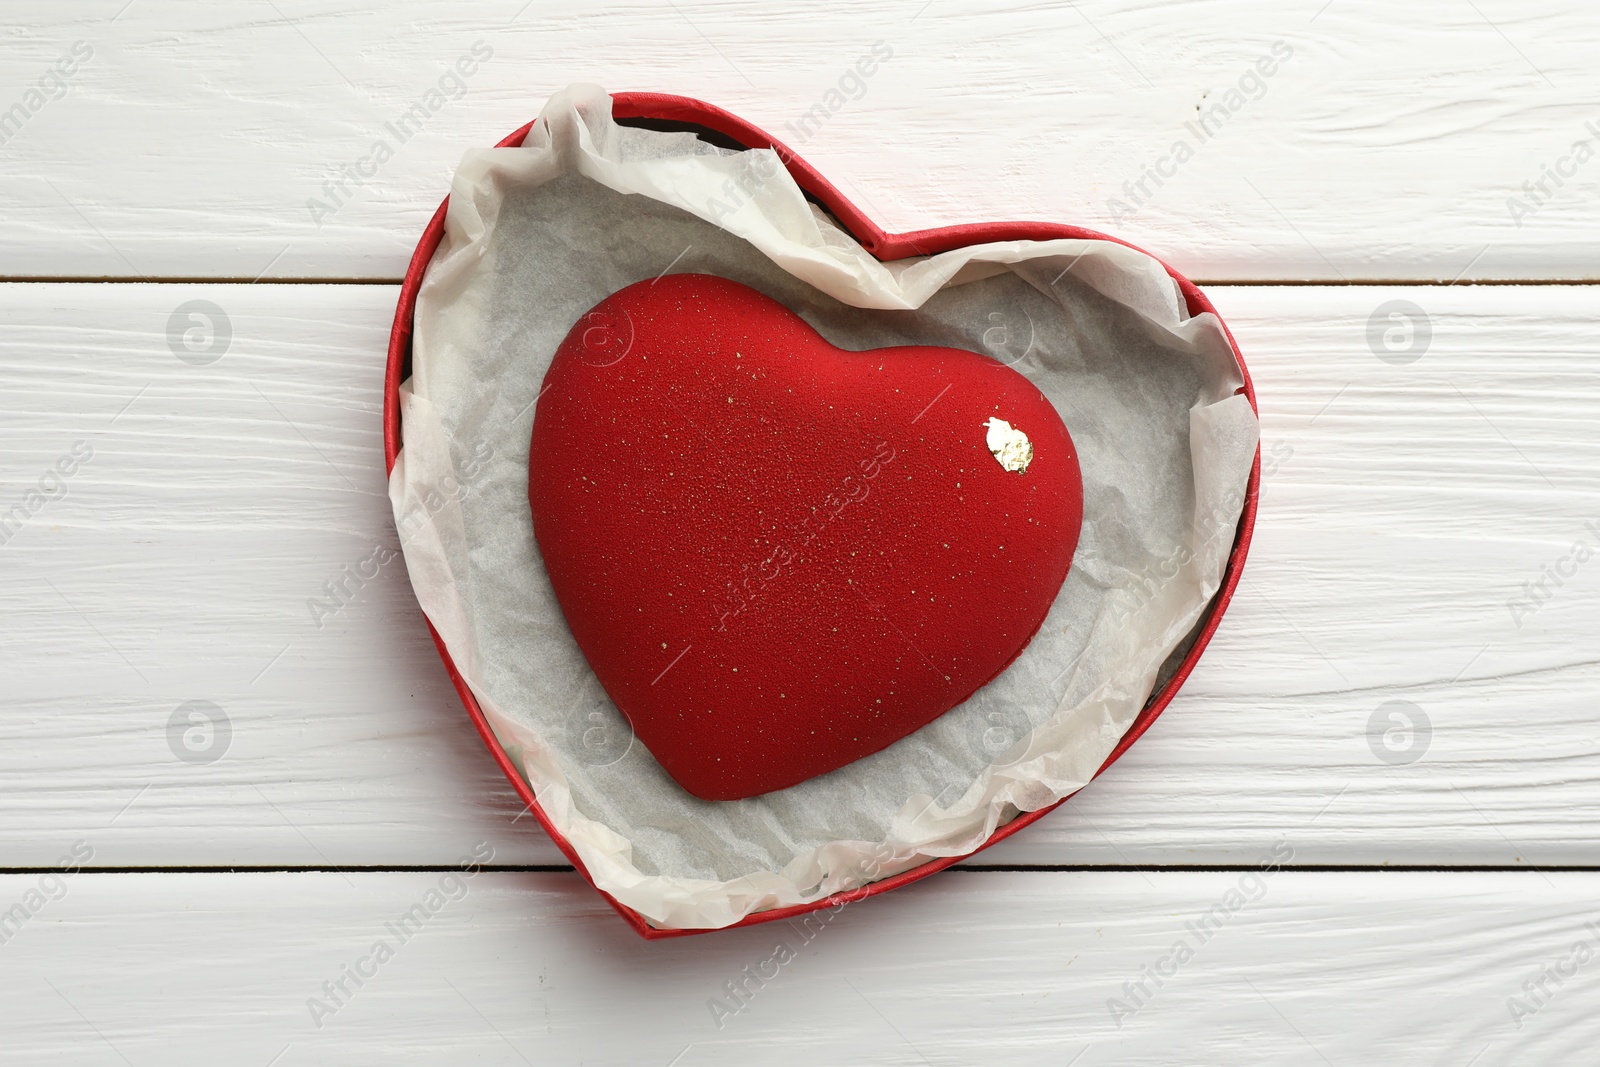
390,85,1258,929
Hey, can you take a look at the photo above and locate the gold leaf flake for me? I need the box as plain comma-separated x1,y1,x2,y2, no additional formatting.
984,417,1033,474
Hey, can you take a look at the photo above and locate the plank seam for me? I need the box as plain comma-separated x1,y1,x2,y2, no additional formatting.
2,864,1591,875
1,276,1598,287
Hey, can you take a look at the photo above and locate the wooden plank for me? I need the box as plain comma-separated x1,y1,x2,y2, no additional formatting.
1,281,1596,869
0,281,545,865
2,3,1597,281
0,869,1592,1063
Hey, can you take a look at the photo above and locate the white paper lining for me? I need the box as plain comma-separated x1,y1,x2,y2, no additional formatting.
390,85,1258,929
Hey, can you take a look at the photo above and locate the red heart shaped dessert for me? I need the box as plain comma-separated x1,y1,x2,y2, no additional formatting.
529,274,1083,800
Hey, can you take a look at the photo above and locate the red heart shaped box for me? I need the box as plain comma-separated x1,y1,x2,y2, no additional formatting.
384,92,1260,939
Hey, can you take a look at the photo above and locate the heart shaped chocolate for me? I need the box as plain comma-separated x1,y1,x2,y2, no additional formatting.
528,274,1083,800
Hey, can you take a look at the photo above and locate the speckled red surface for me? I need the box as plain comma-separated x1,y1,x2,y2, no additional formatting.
528,274,1083,800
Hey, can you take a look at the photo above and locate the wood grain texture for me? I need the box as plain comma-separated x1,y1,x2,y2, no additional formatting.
6,5,1595,1058
2,281,1595,869
1,869,1597,1065
2,2,1598,281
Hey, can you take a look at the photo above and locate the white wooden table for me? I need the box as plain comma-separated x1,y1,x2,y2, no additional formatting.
4,3,1598,1063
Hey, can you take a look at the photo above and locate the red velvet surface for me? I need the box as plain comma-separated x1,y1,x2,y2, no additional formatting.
529,275,1083,800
